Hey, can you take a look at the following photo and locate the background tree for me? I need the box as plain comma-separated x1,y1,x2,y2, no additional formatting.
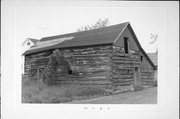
149,34,158,53
77,18,110,32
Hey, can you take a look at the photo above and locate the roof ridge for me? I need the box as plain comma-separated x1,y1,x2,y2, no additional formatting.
40,22,129,42
113,22,129,43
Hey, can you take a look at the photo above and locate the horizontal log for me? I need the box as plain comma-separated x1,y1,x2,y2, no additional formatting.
26,57,49,61
112,82,133,86
141,75,153,79
72,46,111,52
112,67,134,70
112,79,134,83
112,56,139,61
141,80,153,82
82,66,111,71
26,52,51,58
72,48,94,52
113,76,134,79
25,59,49,63
140,69,154,72
74,58,110,62
85,72,111,77
112,69,134,74
80,74,108,78
113,50,124,53
113,80,133,84
141,73,154,75
75,62,111,67
72,54,111,57
141,78,154,81
54,78,109,82
113,68,134,71
141,71,154,74
72,49,111,54
75,60,111,64
95,46,112,50
54,80,112,85
85,76,107,79
113,53,140,58
53,73,110,79
113,60,139,64
25,62,49,66
54,82,112,85
112,65,136,69
113,71,134,75
141,73,152,76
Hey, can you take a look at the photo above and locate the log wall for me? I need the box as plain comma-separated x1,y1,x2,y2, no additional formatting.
140,67,154,86
24,51,52,76
24,44,155,87
112,45,139,87
112,45,155,87
24,45,113,85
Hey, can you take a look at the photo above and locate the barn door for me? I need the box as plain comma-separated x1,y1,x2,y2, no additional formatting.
133,67,142,90
30,67,46,82
30,68,38,80
38,68,45,82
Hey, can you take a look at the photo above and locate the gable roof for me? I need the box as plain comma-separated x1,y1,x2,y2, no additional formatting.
126,24,156,70
147,53,158,66
30,38,39,44
23,22,129,55
22,38,39,46
23,22,156,70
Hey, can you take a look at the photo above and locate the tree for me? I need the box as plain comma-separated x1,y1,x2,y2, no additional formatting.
149,34,158,53
44,49,71,85
77,18,110,32
149,34,158,45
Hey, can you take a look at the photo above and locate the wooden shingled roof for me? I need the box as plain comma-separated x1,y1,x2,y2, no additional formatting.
23,22,129,55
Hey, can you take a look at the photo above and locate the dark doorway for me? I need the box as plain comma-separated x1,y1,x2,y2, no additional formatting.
133,67,142,90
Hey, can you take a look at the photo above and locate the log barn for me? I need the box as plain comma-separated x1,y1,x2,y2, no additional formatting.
23,22,156,90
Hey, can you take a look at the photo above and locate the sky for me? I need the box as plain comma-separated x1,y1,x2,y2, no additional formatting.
16,3,165,53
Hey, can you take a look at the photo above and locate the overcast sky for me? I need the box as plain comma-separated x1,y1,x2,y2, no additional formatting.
16,3,165,53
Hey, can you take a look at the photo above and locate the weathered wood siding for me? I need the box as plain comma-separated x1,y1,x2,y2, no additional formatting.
24,25,155,87
113,25,155,86
24,45,113,85
112,45,140,87
24,51,52,76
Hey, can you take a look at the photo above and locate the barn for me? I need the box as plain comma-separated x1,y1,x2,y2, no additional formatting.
22,38,39,74
23,22,156,90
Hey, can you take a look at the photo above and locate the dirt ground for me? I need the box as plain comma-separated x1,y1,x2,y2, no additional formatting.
70,87,157,104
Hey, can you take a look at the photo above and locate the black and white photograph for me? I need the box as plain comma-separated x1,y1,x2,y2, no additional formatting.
1,1,179,119
20,6,159,104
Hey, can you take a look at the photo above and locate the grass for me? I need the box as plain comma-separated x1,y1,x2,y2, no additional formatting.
22,75,156,103
22,76,108,103
70,87,157,104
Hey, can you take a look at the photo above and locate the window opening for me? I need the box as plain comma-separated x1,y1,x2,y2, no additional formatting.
124,37,129,53
141,56,143,61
